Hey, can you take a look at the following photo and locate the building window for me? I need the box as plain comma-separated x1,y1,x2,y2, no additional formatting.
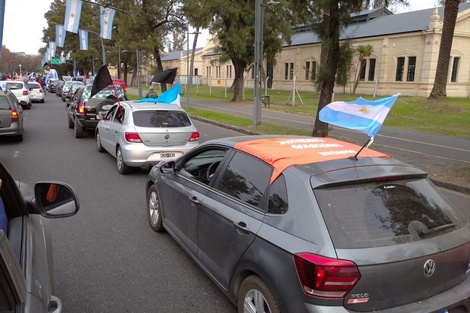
407,56,416,81
451,57,459,82
226,65,232,78
284,63,289,80
359,59,366,81
305,62,310,80
368,58,376,81
194,68,198,76
289,63,294,80
305,61,316,80
395,57,405,81
215,66,221,78
284,63,294,80
206,66,211,78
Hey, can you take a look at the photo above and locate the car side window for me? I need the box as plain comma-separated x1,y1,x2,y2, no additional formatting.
267,174,288,214
113,107,125,124
216,152,272,211
0,97,9,109
105,106,117,121
181,149,227,184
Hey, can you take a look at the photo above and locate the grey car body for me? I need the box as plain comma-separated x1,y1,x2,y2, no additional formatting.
0,91,25,141
61,81,83,102
145,135,470,313
96,101,200,174
0,160,80,313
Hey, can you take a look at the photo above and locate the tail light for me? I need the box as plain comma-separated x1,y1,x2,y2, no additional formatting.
189,132,199,142
125,132,142,143
78,103,86,114
294,253,360,299
39,89,44,93
11,110,19,122
23,90,28,95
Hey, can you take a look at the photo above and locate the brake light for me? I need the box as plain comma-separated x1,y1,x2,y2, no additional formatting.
125,132,142,143
11,110,18,122
294,253,360,299
39,89,44,93
78,103,86,114
189,132,199,142
23,90,28,95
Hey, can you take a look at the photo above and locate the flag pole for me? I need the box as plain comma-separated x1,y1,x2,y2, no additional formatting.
351,137,374,160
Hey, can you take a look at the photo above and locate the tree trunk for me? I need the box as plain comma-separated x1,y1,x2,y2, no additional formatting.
231,58,246,102
312,5,341,137
429,0,460,100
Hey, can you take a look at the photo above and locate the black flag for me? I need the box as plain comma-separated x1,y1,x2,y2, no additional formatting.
150,68,177,84
91,65,113,98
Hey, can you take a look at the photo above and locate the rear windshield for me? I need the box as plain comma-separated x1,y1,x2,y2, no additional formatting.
0,97,10,109
315,178,466,249
133,110,192,127
29,84,41,89
6,83,23,90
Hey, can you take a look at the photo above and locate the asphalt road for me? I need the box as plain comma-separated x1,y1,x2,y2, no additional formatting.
0,93,469,312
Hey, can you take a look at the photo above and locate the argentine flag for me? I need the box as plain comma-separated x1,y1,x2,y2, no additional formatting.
100,6,115,40
79,29,88,50
55,24,66,47
136,83,181,106
64,0,82,33
319,94,399,137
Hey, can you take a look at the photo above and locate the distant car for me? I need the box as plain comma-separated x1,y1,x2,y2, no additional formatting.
96,101,199,174
112,79,127,98
61,81,83,103
146,135,470,313
55,80,65,98
68,84,126,138
47,78,60,93
27,81,45,103
0,160,80,313
62,75,72,81
65,83,83,107
0,80,31,109
0,90,24,141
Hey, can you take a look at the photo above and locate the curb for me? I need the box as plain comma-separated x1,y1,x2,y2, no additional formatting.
191,115,470,195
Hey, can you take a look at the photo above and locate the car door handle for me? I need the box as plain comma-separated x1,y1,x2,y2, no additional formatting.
189,196,199,206
235,221,250,235
114,130,118,135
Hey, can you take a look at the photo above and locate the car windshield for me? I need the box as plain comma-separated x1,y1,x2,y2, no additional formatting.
133,110,192,127
314,178,466,249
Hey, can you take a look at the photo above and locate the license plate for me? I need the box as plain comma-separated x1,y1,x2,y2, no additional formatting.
160,152,176,158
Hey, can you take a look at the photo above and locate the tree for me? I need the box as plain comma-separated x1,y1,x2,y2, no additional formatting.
429,0,463,100
353,44,373,94
210,0,293,102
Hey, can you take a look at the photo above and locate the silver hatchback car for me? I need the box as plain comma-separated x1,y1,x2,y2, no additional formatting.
0,91,24,141
95,101,200,174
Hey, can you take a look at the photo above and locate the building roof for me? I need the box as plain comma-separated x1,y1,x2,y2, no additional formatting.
161,48,204,61
286,3,470,47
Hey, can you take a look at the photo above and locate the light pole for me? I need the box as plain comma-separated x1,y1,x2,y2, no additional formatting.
85,29,106,65
186,26,201,105
19,64,22,76
253,0,279,126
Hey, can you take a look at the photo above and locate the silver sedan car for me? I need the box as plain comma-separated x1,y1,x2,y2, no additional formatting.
95,101,200,174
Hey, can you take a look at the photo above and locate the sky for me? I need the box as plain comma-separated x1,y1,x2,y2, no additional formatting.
2,0,440,55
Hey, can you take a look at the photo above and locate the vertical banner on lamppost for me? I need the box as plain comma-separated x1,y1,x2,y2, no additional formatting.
55,24,66,47
64,0,82,33
0,0,5,58
79,29,88,50
49,41,56,58
100,6,115,40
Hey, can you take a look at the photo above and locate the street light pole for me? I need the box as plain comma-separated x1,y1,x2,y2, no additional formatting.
253,0,262,126
82,29,106,65
186,23,190,102
19,64,22,76
118,47,121,79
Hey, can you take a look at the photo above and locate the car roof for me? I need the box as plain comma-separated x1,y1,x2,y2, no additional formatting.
201,135,392,183
124,101,187,112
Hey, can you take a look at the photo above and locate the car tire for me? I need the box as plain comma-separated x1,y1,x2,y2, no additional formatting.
96,131,105,152
95,99,115,115
68,116,74,129
147,185,165,232
116,146,131,174
238,275,280,313
16,134,23,142
74,119,84,138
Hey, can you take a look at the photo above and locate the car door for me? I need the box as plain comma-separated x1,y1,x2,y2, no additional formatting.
196,150,271,289
99,105,119,153
105,106,125,157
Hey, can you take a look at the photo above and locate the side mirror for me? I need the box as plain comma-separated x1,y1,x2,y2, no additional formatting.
34,182,80,218
159,161,176,174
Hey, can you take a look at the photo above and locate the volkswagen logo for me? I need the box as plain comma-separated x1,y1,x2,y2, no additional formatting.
423,259,436,278
165,134,170,140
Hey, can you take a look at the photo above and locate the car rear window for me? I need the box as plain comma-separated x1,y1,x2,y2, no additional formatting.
6,83,23,90
315,178,466,249
0,97,10,109
133,110,192,127
29,83,41,89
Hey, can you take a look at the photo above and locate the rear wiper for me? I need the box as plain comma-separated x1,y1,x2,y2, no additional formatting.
419,223,456,237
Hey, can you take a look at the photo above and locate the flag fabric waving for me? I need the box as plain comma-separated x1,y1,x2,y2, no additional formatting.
64,0,82,33
319,94,399,137
150,68,178,84
91,65,113,98
136,83,181,106
55,24,66,47
49,41,56,58
100,6,115,40
79,29,88,50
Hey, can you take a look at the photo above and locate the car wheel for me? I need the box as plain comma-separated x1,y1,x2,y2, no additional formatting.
26,102,32,110
16,134,23,142
74,119,84,138
147,185,164,232
238,275,280,313
96,131,105,152
41,99,44,103
68,116,74,129
116,147,131,174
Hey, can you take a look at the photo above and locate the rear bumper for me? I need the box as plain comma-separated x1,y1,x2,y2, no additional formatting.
120,142,199,167
0,123,22,136
75,114,99,130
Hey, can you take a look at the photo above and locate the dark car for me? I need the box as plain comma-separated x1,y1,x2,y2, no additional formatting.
55,80,65,98
68,84,125,138
146,135,470,313
61,81,83,103
0,160,80,312
46,79,60,93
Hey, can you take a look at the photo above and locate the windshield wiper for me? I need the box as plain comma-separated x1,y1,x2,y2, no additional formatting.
419,223,456,237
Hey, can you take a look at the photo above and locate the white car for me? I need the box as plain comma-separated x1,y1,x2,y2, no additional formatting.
27,82,45,103
0,80,31,109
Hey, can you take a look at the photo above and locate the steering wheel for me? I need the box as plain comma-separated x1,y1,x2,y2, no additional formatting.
206,161,221,180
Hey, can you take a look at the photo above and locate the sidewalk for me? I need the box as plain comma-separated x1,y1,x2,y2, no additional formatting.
129,89,470,194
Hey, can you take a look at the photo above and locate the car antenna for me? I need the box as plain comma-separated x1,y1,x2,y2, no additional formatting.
351,136,374,160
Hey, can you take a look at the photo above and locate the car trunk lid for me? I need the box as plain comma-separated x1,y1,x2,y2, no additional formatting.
0,109,12,128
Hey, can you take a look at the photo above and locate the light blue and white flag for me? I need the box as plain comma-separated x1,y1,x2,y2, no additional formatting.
79,29,88,50
100,6,115,40
136,83,181,106
49,69,59,79
65,51,71,61
0,0,5,58
75,70,80,80
319,94,399,137
64,0,82,33
49,41,56,57
42,53,47,66
55,24,66,47
60,51,65,64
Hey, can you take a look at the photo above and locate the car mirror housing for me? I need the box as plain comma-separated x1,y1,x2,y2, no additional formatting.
34,182,80,218
159,161,175,174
